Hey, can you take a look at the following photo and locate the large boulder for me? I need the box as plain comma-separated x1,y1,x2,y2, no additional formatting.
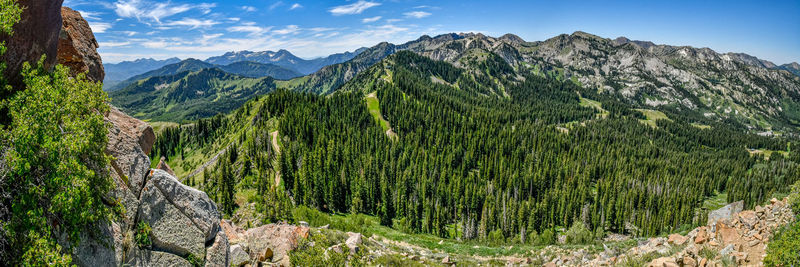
137,176,206,257
0,0,64,89
58,7,104,82
147,170,221,241
125,248,192,267
708,201,744,228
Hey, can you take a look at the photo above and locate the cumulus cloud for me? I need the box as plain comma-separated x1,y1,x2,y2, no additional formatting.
329,1,380,16
404,11,431,19
362,16,381,23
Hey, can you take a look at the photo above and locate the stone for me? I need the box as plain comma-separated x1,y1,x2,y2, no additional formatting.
683,256,697,267
62,220,124,266
543,262,557,267
699,258,707,267
230,244,249,267
0,0,63,89
694,228,708,244
125,249,192,267
205,231,230,267
243,224,310,263
770,198,778,204
667,233,688,245
738,210,758,229
346,232,363,254
58,7,104,82
708,201,744,227
319,224,330,229
221,219,244,244
137,180,206,257
148,169,221,241
299,221,309,227
259,247,273,262
648,256,678,267
156,157,176,177
719,244,735,256
440,256,454,265
105,106,154,195
716,223,739,244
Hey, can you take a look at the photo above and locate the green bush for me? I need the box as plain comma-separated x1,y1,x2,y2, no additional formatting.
535,228,556,245
135,222,152,248
565,222,593,244
487,229,505,246
764,222,800,266
788,180,800,215
293,205,330,227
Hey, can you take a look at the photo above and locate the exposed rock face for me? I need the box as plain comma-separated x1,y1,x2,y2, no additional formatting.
71,110,230,267
0,0,64,88
58,7,104,82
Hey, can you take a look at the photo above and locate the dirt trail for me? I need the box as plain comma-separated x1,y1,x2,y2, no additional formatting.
271,131,281,186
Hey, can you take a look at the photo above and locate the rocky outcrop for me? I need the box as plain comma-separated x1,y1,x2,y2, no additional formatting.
542,198,795,266
221,220,310,266
68,109,230,267
0,0,64,89
58,7,104,82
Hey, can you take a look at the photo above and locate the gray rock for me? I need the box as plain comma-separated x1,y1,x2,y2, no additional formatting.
708,201,744,227
62,221,124,267
105,106,152,194
149,169,221,241
229,244,249,267
137,180,206,257
205,231,229,267
126,248,192,267
346,232,363,254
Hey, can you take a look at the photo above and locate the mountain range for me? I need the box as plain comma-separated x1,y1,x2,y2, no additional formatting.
110,32,800,136
105,59,302,92
205,48,368,75
103,57,181,88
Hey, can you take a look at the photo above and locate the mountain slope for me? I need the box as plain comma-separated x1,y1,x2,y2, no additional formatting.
103,57,181,88
106,59,301,91
152,50,799,245
205,48,367,75
109,68,277,122
288,32,800,135
778,62,800,77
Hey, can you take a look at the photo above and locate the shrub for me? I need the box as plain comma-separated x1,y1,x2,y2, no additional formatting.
486,229,505,246
565,222,593,244
536,228,556,245
788,180,800,215
764,221,800,266
135,222,152,248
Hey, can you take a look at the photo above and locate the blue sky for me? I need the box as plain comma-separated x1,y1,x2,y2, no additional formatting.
64,0,800,64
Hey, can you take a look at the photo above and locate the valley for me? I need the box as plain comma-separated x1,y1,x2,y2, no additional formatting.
1,0,799,266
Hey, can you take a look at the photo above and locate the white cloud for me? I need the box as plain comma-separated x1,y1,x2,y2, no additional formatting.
119,31,138,36
228,17,241,22
88,22,112,33
290,3,303,10
329,1,380,16
99,41,130,47
112,0,215,24
404,11,431,19
386,18,403,23
76,10,102,20
273,25,299,35
241,6,257,12
269,1,283,10
165,18,219,29
362,16,381,23
228,25,273,35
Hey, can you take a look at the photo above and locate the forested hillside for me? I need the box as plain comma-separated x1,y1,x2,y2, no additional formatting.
151,51,800,242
